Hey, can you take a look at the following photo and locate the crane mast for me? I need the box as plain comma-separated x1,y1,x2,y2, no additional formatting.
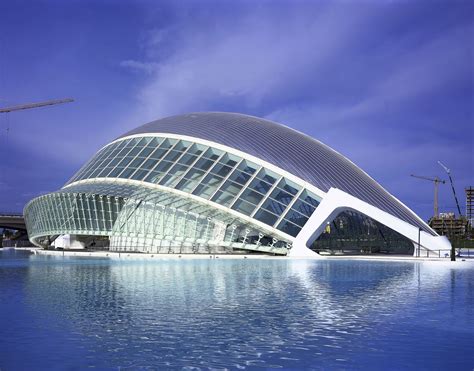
410,174,445,217
438,161,462,216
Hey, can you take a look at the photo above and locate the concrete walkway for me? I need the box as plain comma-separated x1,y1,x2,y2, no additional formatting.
13,247,474,264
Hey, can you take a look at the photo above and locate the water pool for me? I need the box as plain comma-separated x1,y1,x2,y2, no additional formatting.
1,249,473,370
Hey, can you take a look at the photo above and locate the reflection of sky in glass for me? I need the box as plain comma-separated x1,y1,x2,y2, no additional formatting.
1,250,473,369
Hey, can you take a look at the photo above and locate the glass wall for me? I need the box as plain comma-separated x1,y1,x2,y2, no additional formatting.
67,136,322,237
24,185,292,255
311,210,414,255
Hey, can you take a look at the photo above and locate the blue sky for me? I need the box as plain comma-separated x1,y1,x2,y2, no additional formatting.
0,0,472,222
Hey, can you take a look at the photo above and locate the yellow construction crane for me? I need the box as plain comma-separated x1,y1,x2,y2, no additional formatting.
410,174,445,217
0,98,74,113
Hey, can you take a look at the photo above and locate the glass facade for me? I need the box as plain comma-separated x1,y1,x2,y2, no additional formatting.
117,112,434,236
23,112,433,256
311,210,414,255
24,182,292,254
66,136,322,238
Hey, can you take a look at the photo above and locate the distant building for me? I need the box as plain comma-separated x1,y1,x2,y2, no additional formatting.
429,214,468,240
23,112,451,256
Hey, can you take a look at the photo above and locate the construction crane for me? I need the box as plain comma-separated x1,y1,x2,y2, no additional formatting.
411,174,445,217
0,98,74,113
438,161,462,216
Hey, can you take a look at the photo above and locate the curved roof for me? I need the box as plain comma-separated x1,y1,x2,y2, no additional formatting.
119,112,433,234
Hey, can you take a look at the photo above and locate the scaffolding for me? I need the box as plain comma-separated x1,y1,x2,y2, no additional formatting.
466,187,473,228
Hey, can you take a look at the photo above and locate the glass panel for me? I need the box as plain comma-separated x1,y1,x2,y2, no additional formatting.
115,139,137,157
218,179,244,198
126,137,141,147
159,164,190,186
277,219,301,237
239,160,258,176
189,156,216,172
134,145,155,158
127,145,144,157
119,168,135,179
130,169,150,181
255,169,278,185
136,138,159,157
177,152,199,166
111,141,131,158
141,158,159,171
201,148,223,161
279,179,300,196
73,144,112,181
281,209,308,227
174,151,222,192
291,198,317,217
304,191,321,207
135,137,150,147
211,180,242,206
108,140,129,157
148,147,171,161
268,187,294,207
77,158,102,180
185,143,207,157
221,153,240,167
209,162,234,178
254,179,273,195
229,169,253,186
99,139,141,178
144,161,174,183
107,154,136,178
237,189,264,206
118,156,144,178
173,140,192,153
231,198,256,216
80,142,124,179
175,170,207,192
254,209,279,226
84,142,126,179
260,197,287,216
128,157,144,169
192,185,214,199
162,149,185,163
192,174,225,198
210,189,237,207
91,162,115,178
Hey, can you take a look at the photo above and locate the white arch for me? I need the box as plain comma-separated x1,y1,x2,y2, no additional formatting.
290,188,451,257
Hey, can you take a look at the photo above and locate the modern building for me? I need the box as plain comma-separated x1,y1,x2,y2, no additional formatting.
23,112,451,257
429,213,468,240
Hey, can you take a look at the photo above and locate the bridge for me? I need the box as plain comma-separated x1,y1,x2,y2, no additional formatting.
0,213,26,231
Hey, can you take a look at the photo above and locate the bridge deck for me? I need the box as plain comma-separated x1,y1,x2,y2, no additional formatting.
0,214,26,231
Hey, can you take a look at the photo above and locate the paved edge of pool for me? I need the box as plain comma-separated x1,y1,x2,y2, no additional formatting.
11,247,474,263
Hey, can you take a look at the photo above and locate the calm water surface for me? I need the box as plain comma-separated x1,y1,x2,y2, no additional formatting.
0,249,473,370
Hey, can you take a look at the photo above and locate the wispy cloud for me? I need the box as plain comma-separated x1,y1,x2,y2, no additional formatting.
120,3,379,123
1,0,472,217
117,1,472,220
120,60,160,74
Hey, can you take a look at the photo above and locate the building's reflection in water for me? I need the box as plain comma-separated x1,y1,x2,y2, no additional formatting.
24,256,473,369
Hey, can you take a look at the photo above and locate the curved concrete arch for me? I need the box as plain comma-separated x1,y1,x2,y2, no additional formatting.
290,188,451,257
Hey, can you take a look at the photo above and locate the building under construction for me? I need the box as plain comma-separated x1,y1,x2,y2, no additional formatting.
428,187,474,243
412,161,472,243
467,186,474,228
429,213,468,240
